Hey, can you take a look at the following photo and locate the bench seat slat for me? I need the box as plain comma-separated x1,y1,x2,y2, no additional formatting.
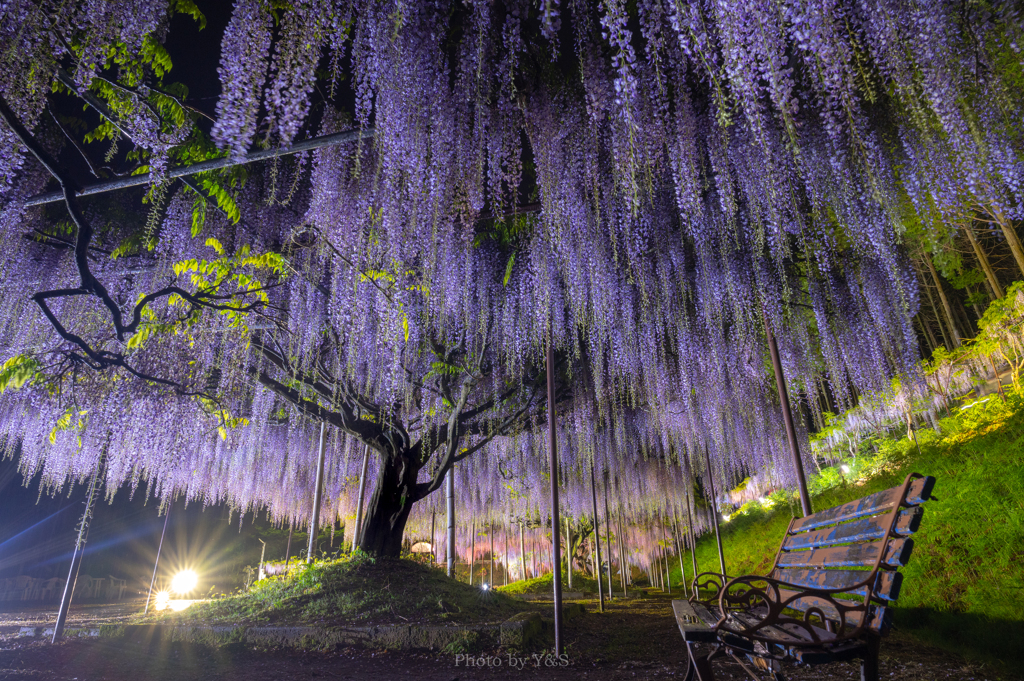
792,640,867,665
672,600,760,652
778,588,891,634
777,538,913,569
771,567,903,601
672,598,718,643
790,476,934,533
783,507,923,550
728,610,830,644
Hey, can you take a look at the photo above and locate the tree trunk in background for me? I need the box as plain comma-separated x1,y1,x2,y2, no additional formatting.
923,252,962,347
954,294,975,337
915,257,952,350
915,317,935,357
966,224,1004,298
992,208,1024,280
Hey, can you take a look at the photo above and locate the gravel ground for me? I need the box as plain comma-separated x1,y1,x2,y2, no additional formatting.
0,594,1016,680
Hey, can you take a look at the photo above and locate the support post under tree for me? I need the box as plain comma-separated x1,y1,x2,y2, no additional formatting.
603,471,613,600
144,497,172,615
663,513,671,593
764,317,813,517
672,507,687,598
307,423,327,564
703,445,727,577
565,518,573,590
353,443,370,548
470,517,476,586
519,522,527,581
546,337,563,657
617,509,628,597
53,455,103,642
284,523,293,568
590,457,605,611
446,468,455,578
684,475,698,586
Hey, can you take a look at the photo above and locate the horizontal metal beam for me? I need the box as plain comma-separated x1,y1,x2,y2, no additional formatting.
24,127,375,208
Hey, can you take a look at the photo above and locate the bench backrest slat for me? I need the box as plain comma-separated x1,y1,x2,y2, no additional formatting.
776,538,914,569
777,588,892,634
781,506,923,551
789,476,934,533
771,567,902,601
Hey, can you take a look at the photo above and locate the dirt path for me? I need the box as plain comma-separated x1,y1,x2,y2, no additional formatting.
0,594,1013,680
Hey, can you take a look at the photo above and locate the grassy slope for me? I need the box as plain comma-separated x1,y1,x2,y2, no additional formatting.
497,570,600,595
670,388,1024,672
145,553,528,627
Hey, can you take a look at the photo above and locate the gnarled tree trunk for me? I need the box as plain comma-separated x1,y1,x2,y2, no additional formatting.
358,450,421,557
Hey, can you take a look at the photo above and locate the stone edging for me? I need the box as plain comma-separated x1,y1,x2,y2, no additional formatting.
17,611,546,651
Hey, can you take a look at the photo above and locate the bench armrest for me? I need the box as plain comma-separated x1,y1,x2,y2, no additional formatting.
712,573,873,647
689,571,728,603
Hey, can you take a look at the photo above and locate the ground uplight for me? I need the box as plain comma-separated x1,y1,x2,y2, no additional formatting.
170,569,198,594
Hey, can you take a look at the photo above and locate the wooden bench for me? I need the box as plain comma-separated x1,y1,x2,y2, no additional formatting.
672,472,935,681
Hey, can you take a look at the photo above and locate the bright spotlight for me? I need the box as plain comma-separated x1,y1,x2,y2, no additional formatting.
722,514,731,522
170,569,198,594
841,465,851,474
154,590,170,611
482,583,490,591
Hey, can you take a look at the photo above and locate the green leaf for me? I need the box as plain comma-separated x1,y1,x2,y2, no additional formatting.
502,251,516,287
0,355,39,393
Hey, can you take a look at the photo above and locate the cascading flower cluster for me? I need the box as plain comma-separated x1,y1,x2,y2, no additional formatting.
0,0,1022,548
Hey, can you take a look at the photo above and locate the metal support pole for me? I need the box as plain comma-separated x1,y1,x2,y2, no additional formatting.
489,523,494,587
53,457,103,642
519,522,527,581
470,518,476,586
499,520,507,585
565,518,573,590
353,443,370,548
284,524,293,569
673,509,687,598
704,446,727,577
764,317,813,517
546,338,563,657
430,511,436,566
590,458,605,612
307,423,327,564
686,487,698,582
144,498,172,615
663,514,672,593
617,511,628,597
446,469,455,578
602,472,613,600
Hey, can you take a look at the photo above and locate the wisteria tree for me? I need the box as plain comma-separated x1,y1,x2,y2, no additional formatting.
1,0,1022,557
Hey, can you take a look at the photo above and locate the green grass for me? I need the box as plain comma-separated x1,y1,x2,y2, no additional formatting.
144,551,529,627
497,570,600,596
671,387,1024,674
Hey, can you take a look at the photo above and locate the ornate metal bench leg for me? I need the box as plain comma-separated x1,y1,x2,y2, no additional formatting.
686,642,716,681
860,636,881,681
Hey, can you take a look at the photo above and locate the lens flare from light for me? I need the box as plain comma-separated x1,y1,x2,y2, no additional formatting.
841,465,851,474
170,569,198,594
154,590,170,611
